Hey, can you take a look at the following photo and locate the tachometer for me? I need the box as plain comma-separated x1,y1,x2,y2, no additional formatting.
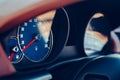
1,28,24,63
8,37,23,63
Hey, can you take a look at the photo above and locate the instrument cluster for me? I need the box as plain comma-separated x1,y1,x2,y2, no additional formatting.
0,8,70,69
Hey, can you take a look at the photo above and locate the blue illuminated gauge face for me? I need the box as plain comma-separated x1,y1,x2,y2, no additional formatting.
17,18,53,62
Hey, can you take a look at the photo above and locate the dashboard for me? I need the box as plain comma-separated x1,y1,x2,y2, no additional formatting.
0,0,120,80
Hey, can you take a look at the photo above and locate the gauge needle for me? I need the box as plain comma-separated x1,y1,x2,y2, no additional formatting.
10,52,15,61
22,39,36,51
10,35,40,61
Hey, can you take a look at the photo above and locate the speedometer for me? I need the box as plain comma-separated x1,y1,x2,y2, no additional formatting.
17,18,53,62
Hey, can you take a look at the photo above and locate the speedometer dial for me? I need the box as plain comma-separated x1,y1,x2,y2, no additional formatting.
17,18,53,62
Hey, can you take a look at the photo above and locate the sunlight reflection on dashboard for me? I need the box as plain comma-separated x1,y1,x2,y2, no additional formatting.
37,10,56,43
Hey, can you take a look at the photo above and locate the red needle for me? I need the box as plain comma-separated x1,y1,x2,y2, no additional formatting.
22,39,36,51
10,39,36,61
10,52,14,61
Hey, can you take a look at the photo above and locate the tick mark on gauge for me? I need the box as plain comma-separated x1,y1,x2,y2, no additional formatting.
45,44,48,48
35,46,38,51
21,27,25,31
21,41,25,45
45,38,49,43
24,22,28,26
20,34,23,38
16,55,19,59
34,19,38,22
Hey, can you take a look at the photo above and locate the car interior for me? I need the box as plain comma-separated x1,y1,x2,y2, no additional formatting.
0,0,120,80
